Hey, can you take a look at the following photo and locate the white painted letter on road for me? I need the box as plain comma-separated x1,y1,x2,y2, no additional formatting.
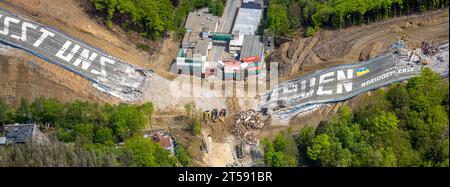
10,22,37,42
336,69,353,94
55,40,81,62
96,56,115,76
73,49,98,70
317,72,334,95
33,28,55,47
0,16,20,36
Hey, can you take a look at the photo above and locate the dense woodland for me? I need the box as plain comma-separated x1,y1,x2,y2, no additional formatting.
91,0,225,39
267,0,449,37
0,100,191,167
264,68,449,167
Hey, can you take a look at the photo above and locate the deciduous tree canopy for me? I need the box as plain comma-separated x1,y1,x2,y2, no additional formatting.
267,0,448,36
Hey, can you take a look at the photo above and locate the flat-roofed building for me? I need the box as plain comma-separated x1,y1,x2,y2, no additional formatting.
229,0,263,54
177,12,218,75
240,35,265,77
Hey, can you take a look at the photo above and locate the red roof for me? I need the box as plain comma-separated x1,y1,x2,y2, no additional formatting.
152,133,172,149
241,56,260,62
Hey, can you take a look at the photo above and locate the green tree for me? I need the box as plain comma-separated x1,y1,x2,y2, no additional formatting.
74,123,95,143
371,112,399,135
0,98,9,125
175,146,192,167
95,127,114,145
42,98,64,126
192,118,201,136
307,134,331,161
16,98,33,123
123,136,175,167
112,105,147,141
268,4,289,36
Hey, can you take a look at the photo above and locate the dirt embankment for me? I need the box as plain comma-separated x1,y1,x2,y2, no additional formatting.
271,9,449,82
0,49,112,106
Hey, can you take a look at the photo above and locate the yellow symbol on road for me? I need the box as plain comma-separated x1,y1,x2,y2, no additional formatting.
356,67,369,76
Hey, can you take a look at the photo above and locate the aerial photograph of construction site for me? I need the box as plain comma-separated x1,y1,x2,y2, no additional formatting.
0,0,449,175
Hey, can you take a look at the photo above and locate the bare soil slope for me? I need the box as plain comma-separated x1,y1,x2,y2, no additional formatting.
0,49,111,106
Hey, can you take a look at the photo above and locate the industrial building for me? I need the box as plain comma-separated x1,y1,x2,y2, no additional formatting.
176,0,266,80
218,0,265,80
177,12,219,75
240,35,265,77
229,0,263,54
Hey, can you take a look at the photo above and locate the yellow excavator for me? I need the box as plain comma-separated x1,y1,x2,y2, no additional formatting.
408,50,428,65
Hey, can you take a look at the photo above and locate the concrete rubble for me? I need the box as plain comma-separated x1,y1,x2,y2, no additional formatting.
394,41,449,77
231,110,264,145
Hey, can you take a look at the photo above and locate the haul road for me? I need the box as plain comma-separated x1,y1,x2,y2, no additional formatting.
261,43,449,120
0,9,151,102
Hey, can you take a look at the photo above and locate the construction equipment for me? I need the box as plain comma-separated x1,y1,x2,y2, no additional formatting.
212,109,219,122
219,109,227,117
409,51,428,65
203,110,210,121
203,109,227,123
235,142,244,159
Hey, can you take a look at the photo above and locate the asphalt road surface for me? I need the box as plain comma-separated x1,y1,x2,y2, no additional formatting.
261,52,424,118
210,0,241,63
0,9,151,102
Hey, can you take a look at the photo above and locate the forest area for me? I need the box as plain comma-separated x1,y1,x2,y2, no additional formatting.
263,68,449,167
0,99,191,167
90,0,225,39
267,0,449,37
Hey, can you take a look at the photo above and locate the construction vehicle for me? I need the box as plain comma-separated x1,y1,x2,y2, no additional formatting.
203,110,210,122
203,108,227,123
211,109,219,122
220,109,227,117
235,142,244,159
218,109,227,122
408,51,428,65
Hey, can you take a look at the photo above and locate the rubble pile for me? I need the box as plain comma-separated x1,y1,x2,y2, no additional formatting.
231,110,264,144
421,41,439,55
424,43,449,77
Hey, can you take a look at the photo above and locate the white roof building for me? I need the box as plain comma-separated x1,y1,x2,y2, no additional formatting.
232,8,262,36
229,1,263,53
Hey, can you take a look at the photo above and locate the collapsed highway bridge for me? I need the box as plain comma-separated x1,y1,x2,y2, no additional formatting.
0,9,151,102
261,42,449,120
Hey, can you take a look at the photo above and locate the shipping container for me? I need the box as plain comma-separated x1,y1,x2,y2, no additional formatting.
241,56,260,62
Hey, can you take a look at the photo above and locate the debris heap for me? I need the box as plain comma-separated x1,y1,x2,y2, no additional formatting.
232,110,264,144
421,41,439,55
